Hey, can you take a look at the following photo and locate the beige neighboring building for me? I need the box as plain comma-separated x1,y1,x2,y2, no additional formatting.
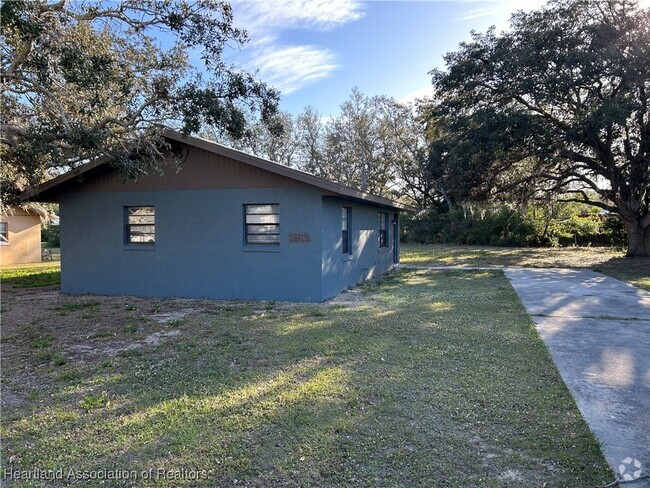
0,207,42,265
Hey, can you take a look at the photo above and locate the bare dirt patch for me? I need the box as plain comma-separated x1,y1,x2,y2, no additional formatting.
67,342,141,359
499,469,524,482
326,287,375,307
149,308,196,324
0,389,27,410
1,284,217,396
144,329,181,346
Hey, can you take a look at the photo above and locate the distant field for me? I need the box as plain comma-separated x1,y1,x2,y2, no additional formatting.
401,244,650,291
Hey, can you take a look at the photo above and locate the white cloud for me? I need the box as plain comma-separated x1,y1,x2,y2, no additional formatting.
233,0,364,32
455,0,649,31
399,87,434,105
423,0,544,19
459,7,500,20
248,45,339,94
452,0,547,32
229,0,363,95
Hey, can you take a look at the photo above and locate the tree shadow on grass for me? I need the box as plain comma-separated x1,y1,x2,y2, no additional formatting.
401,244,627,270
3,269,61,288
591,255,650,291
2,269,614,487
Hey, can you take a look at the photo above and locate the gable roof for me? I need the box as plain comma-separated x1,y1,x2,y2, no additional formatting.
0,204,51,221
23,129,413,211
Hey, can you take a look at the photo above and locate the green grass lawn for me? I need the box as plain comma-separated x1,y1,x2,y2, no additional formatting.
1,261,61,287
402,244,650,291
1,269,612,486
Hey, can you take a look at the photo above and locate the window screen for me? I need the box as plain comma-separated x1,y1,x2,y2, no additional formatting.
0,222,7,245
379,212,388,248
245,204,280,245
342,207,351,254
125,206,155,244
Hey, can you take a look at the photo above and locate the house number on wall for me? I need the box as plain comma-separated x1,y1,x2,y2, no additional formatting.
289,233,311,243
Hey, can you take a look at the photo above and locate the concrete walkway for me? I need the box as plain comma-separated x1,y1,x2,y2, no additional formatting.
504,268,650,485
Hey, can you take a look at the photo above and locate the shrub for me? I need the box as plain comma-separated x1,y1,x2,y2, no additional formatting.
402,204,624,248
41,224,60,247
602,215,628,249
402,206,535,246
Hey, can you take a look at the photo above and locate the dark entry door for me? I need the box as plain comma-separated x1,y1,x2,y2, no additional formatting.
392,213,399,264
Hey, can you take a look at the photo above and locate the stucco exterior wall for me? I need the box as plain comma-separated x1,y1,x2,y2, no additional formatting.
52,140,403,302
0,211,41,265
59,187,325,301
321,197,398,300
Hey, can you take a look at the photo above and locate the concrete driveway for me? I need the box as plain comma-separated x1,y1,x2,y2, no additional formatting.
505,268,650,485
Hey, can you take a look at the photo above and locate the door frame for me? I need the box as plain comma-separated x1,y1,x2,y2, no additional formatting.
392,213,399,264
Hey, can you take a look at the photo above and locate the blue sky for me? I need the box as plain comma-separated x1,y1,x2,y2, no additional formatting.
221,0,551,117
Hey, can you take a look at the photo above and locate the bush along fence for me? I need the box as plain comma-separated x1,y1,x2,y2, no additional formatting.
401,204,627,248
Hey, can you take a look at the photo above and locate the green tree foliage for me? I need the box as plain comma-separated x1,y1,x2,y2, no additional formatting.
318,89,448,205
42,223,60,247
212,88,448,206
294,106,326,175
1,0,279,205
426,0,650,256
206,110,297,166
383,100,451,209
403,206,537,247
402,203,626,248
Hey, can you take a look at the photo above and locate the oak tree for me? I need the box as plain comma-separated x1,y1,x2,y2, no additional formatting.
427,0,650,256
1,0,279,204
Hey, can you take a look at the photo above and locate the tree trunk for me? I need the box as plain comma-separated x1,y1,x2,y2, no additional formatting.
624,219,650,257
436,183,453,212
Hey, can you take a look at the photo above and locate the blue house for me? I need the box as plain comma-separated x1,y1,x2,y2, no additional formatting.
27,131,410,302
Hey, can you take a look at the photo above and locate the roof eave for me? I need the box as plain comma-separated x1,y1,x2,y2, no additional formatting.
162,130,414,211
21,158,108,202
22,128,416,212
